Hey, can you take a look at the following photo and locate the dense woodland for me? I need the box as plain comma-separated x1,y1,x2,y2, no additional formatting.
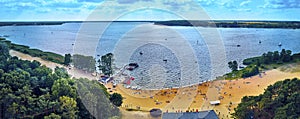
232,78,300,119
243,49,295,66
0,42,121,119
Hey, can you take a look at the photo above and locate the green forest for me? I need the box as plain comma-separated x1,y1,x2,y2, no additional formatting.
0,42,121,118
232,78,300,119
226,49,299,80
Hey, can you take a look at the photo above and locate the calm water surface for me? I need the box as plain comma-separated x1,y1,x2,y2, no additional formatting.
1,22,299,88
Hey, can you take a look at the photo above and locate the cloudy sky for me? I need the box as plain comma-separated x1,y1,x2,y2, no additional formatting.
0,0,299,21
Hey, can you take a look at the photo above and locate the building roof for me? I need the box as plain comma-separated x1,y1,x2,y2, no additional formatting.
162,110,219,119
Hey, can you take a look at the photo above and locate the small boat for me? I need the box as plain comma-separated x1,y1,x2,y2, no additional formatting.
278,42,282,47
126,67,134,71
237,45,241,47
129,63,139,67
259,40,261,44
163,59,167,63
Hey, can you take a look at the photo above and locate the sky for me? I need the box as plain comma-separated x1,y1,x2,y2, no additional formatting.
0,0,299,21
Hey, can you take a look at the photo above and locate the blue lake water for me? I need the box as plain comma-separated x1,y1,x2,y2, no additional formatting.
1,22,300,88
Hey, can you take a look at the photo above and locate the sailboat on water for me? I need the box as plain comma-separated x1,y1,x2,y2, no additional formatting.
278,42,282,47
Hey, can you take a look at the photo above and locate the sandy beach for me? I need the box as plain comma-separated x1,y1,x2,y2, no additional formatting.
106,69,299,118
10,50,300,119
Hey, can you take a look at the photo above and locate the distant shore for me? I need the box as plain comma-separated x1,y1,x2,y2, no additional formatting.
154,20,300,29
0,21,154,27
2,20,300,29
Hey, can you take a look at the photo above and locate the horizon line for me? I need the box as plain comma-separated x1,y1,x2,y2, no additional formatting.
1,19,300,22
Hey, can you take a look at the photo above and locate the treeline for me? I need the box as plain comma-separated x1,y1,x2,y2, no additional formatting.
232,78,300,119
243,49,294,66
0,38,119,76
226,49,298,79
154,20,300,29
0,38,65,64
0,42,121,118
72,53,115,75
0,22,65,27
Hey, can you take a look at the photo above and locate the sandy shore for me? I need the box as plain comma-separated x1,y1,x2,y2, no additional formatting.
9,50,98,80
10,50,300,119
9,50,64,70
107,68,300,119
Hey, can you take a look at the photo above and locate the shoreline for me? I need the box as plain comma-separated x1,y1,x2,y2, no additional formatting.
9,50,98,80
154,20,300,29
10,49,300,119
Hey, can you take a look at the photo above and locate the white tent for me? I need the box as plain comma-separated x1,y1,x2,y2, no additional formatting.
209,100,220,105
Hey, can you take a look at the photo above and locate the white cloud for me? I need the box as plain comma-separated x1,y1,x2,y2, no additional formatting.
240,0,251,6
263,0,300,9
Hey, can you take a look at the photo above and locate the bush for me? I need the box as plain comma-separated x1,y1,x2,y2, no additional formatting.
109,93,123,107
241,66,259,78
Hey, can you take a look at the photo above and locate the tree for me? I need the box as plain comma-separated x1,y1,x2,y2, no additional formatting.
241,66,259,78
232,78,300,119
228,60,238,71
44,113,61,119
284,50,292,62
73,54,95,73
98,53,114,76
64,54,71,66
54,67,69,79
7,102,19,118
30,60,41,69
59,96,78,119
0,47,116,119
273,51,280,61
76,78,120,119
0,42,9,62
52,78,77,99
109,93,123,107
280,49,286,62
266,51,274,64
